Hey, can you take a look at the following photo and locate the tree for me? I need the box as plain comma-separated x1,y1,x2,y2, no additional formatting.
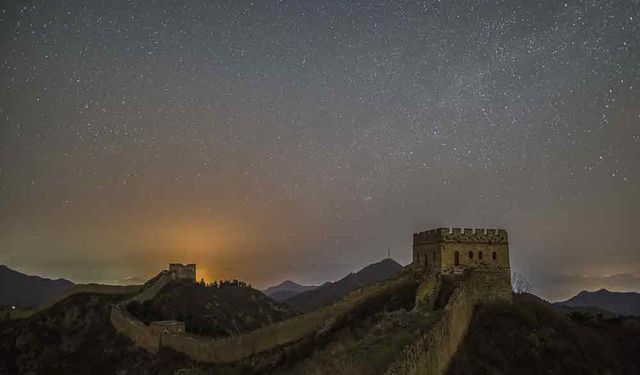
512,272,532,294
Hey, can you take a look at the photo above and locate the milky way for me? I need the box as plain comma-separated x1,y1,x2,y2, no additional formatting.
1,0,639,299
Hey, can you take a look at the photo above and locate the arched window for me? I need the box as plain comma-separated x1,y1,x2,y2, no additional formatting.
492,251,497,260
433,252,436,261
424,254,428,266
454,251,460,266
469,251,473,259
478,251,483,260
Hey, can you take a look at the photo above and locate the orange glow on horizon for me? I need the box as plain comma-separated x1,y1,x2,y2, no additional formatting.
196,267,215,283
136,219,256,263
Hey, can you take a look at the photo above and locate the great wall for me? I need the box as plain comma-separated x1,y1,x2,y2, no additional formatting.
110,265,422,362
3,283,143,320
5,227,513,375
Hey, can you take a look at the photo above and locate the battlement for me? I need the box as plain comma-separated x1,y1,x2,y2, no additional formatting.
168,263,196,282
413,227,508,245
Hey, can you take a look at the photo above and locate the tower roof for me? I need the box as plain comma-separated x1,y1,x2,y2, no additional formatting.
413,227,508,245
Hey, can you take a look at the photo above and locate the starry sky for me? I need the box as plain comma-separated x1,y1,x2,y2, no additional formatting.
1,0,638,300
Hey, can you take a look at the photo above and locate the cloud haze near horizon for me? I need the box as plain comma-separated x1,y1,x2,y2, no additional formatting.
1,0,638,301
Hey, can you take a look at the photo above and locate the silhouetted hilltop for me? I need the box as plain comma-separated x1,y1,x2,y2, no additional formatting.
284,258,403,312
2,268,640,375
447,294,640,375
263,280,318,302
0,265,75,308
127,280,294,337
0,268,419,375
0,292,195,375
555,289,640,316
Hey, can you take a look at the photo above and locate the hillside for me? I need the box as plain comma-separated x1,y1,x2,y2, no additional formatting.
0,293,195,375
127,280,294,337
447,294,640,375
263,280,318,302
284,258,403,313
0,271,421,375
0,265,75,308
2,268,640,375
555,289,640,316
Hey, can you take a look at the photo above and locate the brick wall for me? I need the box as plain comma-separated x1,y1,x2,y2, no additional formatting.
385,269,510,375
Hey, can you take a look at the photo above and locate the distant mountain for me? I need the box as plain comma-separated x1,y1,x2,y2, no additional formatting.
263,280,318,302
520,292,618,318
0,265,75,308
284,258,404,312
555,289,640,316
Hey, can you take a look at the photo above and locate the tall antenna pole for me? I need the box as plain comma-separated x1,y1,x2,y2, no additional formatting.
387,248,391,259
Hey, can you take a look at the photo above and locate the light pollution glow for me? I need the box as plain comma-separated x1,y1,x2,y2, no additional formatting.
1,0,639,301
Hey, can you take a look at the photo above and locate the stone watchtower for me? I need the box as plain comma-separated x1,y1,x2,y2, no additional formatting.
169,263,196,282
413,228,512,299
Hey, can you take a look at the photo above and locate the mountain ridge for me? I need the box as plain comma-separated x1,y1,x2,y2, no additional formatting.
262,280,318,302
554,288,640,316
0,265,76,308
283,258,404,312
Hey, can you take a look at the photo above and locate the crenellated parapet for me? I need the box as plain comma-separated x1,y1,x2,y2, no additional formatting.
413,227,508,245
169,263,196,282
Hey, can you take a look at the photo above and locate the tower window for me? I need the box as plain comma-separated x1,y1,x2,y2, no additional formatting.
492,252,497,260
469,251,473,259
454,251,460,266
479,251,483,260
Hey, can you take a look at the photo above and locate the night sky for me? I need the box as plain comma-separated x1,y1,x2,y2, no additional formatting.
1,0,638,300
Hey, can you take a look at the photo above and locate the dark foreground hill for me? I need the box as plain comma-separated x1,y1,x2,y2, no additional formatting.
0,293,194,375
2,276,640,375
263,280,318,302
127,280,294,337
0,275,419,375
284,258,403,312
447,294,640,375
555,289,640,316
0,265,75,308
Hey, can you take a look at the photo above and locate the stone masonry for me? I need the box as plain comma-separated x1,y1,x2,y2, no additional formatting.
412,227,512,300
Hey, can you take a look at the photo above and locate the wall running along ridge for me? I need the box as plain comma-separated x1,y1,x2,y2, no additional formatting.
110,269,419,362
5,261,510,374
109,271,174,352
110,266,510,370
385,269,510,375
111,303,161,351
3,259,511,375
5,283,143,320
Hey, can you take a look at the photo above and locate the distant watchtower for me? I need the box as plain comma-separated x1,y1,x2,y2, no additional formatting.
168,263,196,282
413,228,512,299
